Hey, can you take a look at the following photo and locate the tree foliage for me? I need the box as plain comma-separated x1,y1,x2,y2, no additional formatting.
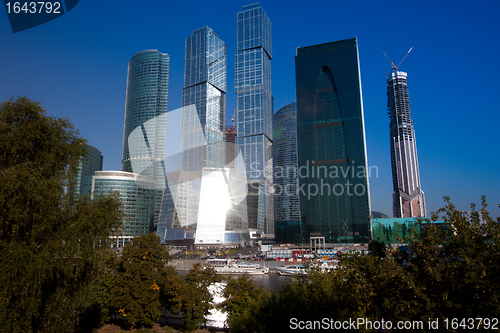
161,263,219,332
219,274,268,333
0,97,123,333
110,233,173,328
228,196,500,332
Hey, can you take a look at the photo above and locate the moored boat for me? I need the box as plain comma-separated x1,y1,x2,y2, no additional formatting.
276,264,307,276
276,260,338,276
205,258,269,275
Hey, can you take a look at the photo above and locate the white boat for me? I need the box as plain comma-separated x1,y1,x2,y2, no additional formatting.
205,258,269,275
276,264,307,276
276,260,337,276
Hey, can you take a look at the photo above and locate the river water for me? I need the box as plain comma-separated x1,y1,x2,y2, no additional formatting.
249,273,294,292
174,259,294,292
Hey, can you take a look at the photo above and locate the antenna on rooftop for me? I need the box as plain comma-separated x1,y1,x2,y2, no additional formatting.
383,47,414,70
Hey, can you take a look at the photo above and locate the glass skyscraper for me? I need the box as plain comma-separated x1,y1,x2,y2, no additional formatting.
73,144,103,197
92,171,156,245
121,50,169,232
273,102,301,243
235,3,274,238
295,38,371,243
156,27,248,245
387,70,426,218
182,27,226,171
179,26,227,233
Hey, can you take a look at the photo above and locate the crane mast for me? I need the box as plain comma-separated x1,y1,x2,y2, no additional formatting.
383,47,414,70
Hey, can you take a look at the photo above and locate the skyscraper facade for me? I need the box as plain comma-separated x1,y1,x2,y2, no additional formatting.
182,27,227,171
92,171,156,244
273,102,301,243
156,27,248,245
387,70,426,218
121,50,169,185
295,38,371,243
73,144,103,197
235,3,274,238
179,26,227,234
121,49,169,232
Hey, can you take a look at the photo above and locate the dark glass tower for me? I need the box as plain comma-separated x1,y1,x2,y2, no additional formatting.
295,38,371,243
273,102,301,243
235,3,274,238
73,144,103,197
387,71,426,218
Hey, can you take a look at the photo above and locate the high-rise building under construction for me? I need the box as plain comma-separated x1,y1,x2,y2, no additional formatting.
387,70,426,218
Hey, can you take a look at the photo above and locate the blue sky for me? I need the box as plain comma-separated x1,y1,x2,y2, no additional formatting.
1,0,499,218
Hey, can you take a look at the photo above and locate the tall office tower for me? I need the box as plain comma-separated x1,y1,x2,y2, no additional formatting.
182,27,227,171
180,26,227,230
236,3,274,238
273,102,301,243
73,144,103,197
387,70,426,218
121,50,169,232
295,38,371,244
157,27,248,246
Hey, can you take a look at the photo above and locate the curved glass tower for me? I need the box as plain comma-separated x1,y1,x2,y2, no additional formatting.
92,171,156,245
387,71,426,218
295,38,371,244
121,50,168,183
121,50,169,232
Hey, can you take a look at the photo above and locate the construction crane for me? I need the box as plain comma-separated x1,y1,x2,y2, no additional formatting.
383,47,414,70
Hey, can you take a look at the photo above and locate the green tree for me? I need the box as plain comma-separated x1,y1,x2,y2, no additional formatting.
111,233,172,328
239,197,500,332
161,263,219,332
219,274,268,333
404,196,500,321
78,248,120,329
0,97,123,333
367,239,387,259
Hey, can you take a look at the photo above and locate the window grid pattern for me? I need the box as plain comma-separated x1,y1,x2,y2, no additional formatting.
74,144,103,197
273,103,300,226
92,172,158,237
121,50,169,232
235,4,273,237
121,50,169,187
